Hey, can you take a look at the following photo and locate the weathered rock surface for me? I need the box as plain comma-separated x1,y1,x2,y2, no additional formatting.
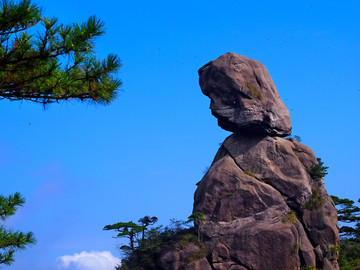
193,135,339,269
156,53,339,270
199,52,292,137
157,239,211,270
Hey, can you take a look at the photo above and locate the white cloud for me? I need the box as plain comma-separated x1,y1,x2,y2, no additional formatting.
56,251,121,270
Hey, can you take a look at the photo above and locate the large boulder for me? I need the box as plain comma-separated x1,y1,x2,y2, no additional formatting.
199,52,292,137
193,135,339,270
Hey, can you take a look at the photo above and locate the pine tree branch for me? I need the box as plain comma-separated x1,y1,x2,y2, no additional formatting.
0,1,121,106
0,19,40,35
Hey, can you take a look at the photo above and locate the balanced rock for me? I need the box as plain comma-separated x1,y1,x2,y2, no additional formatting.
199,52,291,137
155,53,339,270
191,53,339,270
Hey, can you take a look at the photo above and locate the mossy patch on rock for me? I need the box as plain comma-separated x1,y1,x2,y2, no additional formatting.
246,82,261,99
243,170,256,178
291,243,300,255
177,234,208,265
303,189,326,210
282,210,297,224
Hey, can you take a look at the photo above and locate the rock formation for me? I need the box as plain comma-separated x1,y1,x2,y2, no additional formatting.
198,53,292,137
154,52,339,270
192,53,339,270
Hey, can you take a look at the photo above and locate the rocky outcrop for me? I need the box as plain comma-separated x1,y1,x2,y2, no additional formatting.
199,52,292,137
194,134,339,270
154,52,339,270
157,235,211,270
192,53,339,270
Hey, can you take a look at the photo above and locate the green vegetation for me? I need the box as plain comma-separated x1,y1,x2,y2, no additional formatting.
187,212,205,225
329,245,341,254
103,216,158,254
177,233,208,263
331,196,360,238
0,192,36,265
186,241,207,263
338,243,360,270
299,193,359,270
105,217,205,270
331,196,360,270
243,170,265,182
177,233,197,250
308,158,328,181
282,210,297,224
0,0,121,106
291,243,299,255
243,170,256,178
187,212,205,241
302,189,326,210
245,82,261,99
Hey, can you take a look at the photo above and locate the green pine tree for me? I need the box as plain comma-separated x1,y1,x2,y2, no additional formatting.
0,0,122,106
103,216,159,253
0,192,36,265
0,0,122,266
331,196,360,270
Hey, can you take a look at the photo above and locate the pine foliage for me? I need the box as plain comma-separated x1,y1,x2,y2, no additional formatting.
0,192,36,265
331,196,360,270
308,158,329,181
0,0,122,105
104,218,195,270
331,196,360,238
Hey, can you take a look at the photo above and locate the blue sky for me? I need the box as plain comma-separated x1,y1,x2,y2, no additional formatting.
1,0,359,269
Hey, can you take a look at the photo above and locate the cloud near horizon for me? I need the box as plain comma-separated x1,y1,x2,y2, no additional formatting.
56,251,121,270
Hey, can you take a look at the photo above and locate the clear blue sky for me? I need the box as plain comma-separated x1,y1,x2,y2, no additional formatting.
1,0,359,269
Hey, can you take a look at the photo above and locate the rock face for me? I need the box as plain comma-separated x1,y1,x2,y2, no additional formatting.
199,52,292,137
194,135,339,270
156,235,212,270
192,53,339,270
